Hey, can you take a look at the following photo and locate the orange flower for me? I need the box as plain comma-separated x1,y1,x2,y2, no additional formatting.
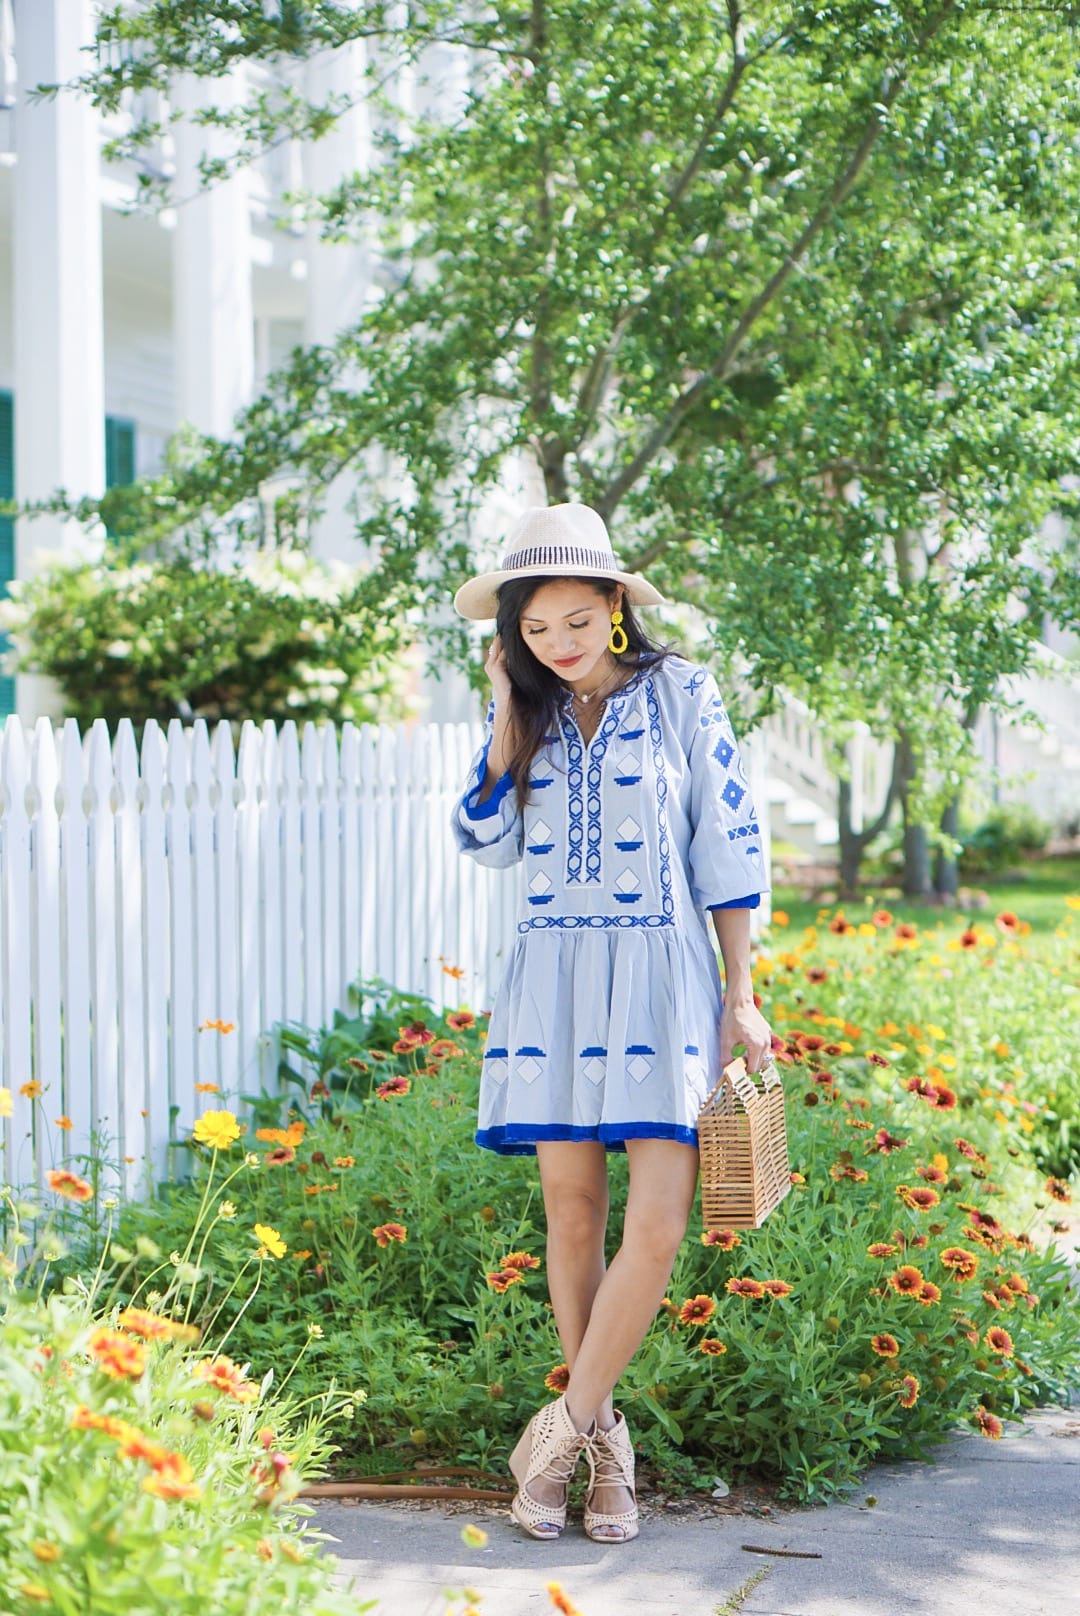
398,1021,435,1047
940,1248,979,1281
486,1268,524,1293
915,1164,947,1184
544,1363,570,1393
994,911,1020,933
867,1242,900,1259
958,928,979,949
144,1451,202,1500
702,1228,741,1250
870,1129,907,1154
392,1039,417,1054
770,909,790,927
897,1374,919,1409
916,1281,941,1306
194,1082,220,1093
830,1163,869,1183
20,1080,44,1098
334,1155,355,1169
441,962,467,980
724,1278,766,1300
199,1019,235,1033
1046,1178,1072,1204
973,1405,1003,1439
867,1051,891,1068
265,1145,296,1166
897,1184,941,1212
372,1222,407,1247
871,1333,900,1357
430,1039,464,1059
303,1182,339,1195
895,923,918,941
680,1294,718,1324
376,1075,411,1099
699,1338,728,1356
761,1280,794,1298
70,1405,132,1440
447,1011,476,1031
501,1251,541,1271
887,1265,925,1296
929,1085,958,1111
116,1308,186,1342
985,1326,1014,1356
192,1355,259,1403
1000,1272,1029,1296
46,1168,94,1203
88,1328,146,1380
872,910,894,927
546,1583,582,1616
54,1115,73,1131
982,1289,1003,1311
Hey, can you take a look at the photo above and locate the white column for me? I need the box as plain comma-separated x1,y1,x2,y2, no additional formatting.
13,0,105,723
302,41,375,567
172,73,254,436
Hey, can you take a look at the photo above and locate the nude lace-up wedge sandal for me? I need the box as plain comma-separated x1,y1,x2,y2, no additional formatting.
583,1411,639,1543
507,1396,588,1539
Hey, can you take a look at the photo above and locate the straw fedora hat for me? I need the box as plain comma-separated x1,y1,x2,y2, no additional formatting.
453,503,667,620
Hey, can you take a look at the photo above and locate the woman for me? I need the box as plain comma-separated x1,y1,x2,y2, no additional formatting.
452,503,772,1544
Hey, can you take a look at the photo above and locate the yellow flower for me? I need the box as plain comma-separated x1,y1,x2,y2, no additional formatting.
461,1524,489,1548
926,1024,946,1040
31,1542,61,1563
0,1087,11,1117
254,1222,287,1259
192,1109,241,1150
218,1201,237,1220
1065,895,1080,911
19,1081,43,1099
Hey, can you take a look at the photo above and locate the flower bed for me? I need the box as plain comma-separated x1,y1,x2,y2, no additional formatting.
0,1183,365,1615
6,897,1079,1508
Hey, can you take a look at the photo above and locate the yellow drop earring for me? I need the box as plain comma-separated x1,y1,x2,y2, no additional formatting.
608,609,629,655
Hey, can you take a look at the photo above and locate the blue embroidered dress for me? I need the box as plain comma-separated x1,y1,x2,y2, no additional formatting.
451,655,766,1155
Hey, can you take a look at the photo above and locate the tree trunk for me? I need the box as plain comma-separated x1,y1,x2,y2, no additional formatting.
897,728,933,897
836,739,902,899
935,796,961,899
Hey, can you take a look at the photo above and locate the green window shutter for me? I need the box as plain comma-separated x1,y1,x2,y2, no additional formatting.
105,415,136,488
0,391,14,719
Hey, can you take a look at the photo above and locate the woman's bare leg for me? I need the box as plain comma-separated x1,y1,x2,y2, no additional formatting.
525,1140,613,1519
562,1139,700,1521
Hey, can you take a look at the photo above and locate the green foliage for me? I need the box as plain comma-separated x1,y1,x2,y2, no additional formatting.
958,804,1052,877
57,898,1080,1505
0,1195,366,1616
47,1,1080,807
0,538,411,731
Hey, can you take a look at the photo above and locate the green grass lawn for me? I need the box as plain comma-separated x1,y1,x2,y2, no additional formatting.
771,853,1080,940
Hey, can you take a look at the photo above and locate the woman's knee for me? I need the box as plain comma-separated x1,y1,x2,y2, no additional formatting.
622,1201,690,1266
543,1181,610,1247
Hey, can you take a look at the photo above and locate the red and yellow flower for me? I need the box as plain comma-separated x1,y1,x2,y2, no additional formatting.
372,1222,407,1247
680,1294,718,1324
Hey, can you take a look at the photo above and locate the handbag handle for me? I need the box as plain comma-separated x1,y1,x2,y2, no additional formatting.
701,1054,782,1111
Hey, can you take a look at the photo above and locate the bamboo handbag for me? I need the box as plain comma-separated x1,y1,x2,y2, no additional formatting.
697,1056,792,1230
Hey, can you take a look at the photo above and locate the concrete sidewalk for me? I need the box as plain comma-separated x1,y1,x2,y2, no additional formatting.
312,1405,1080,1616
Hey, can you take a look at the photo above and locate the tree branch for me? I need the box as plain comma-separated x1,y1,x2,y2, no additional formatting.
595,1,959,519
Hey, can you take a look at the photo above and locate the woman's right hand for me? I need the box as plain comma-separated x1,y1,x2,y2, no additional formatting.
484,633,513,709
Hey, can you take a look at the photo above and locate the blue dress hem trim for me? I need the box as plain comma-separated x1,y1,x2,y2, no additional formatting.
475,1121,700,1157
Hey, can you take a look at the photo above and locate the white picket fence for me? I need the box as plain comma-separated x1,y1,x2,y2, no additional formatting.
0,714,517,1196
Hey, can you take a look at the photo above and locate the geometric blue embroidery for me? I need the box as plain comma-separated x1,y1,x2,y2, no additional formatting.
614,892,642,904
580,1045,607,1057
515,1045,548,1057
728,820,759,841
562,670,646,888
626,1044,656,1055
684,1044,700,1056
722,779,745,810
645,678,675,923
712,735,734,769
528,893,555,905
614,772,643,786
484,1047,509,1059
519,912,674,933
528,841,555,854
529,777,554,790
619,727,644,740
683,669,707,695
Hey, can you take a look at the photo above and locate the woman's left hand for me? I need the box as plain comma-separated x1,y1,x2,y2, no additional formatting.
719,993,773,1074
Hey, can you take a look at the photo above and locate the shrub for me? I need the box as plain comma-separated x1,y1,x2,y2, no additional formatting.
958,803,1051,876
0,1185,365,1616
52,907,1080,1506
0,540,411,732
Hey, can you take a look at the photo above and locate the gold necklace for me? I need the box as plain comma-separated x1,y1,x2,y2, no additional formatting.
570,661,630,708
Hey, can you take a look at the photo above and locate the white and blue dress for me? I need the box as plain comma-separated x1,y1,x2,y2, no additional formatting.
451,654,766,1156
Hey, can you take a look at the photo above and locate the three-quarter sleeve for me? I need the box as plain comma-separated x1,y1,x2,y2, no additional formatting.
450,702,524,868
684,670,767,910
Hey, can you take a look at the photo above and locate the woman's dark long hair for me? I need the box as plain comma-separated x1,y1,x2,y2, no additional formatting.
495,575,671,807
